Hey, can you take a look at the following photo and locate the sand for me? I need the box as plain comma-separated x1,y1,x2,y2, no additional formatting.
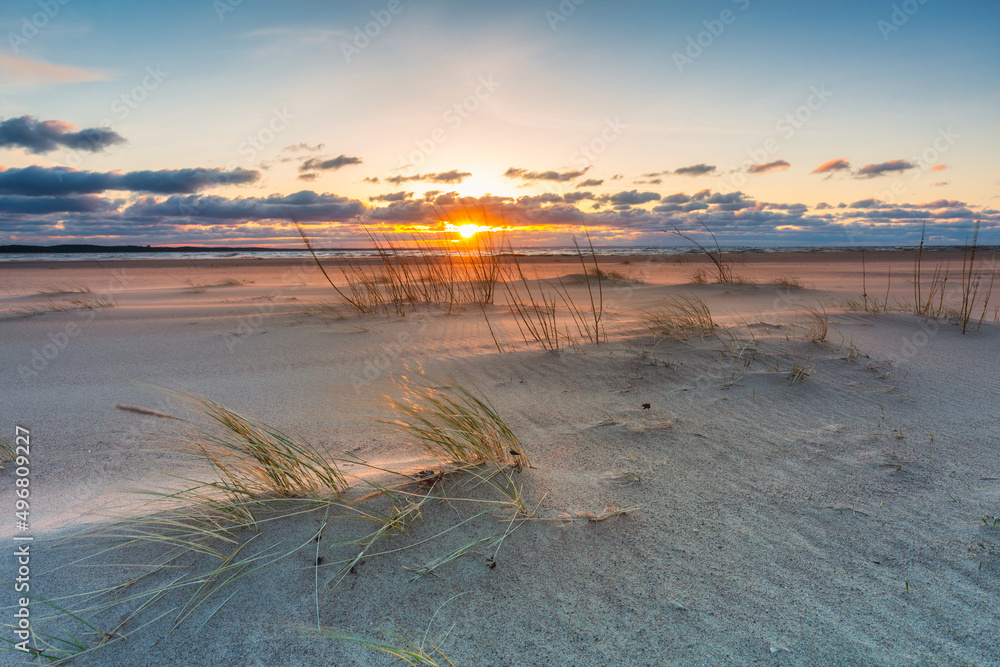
1,250,998,666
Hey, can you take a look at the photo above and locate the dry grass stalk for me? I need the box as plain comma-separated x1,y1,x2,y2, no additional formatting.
643,295,714,340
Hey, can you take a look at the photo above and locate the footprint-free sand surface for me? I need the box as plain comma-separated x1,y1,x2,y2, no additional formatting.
1,250,998,666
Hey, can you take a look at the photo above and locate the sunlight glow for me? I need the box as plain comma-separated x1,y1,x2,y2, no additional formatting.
447,223,490,238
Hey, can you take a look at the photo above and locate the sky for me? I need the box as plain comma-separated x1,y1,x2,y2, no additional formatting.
0,0,998,248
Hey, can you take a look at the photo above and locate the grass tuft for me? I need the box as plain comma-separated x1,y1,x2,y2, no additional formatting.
643,295,714,340
803,305,829,343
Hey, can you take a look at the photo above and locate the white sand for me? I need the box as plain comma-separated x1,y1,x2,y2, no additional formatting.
1,251,998,665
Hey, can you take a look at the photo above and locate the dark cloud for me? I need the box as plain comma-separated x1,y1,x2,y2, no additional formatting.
363,176,381,184
911,199,965,209
856,160,914,178
673,164,716,176
577,178,603,188
662,193,690,204
504,166,590,182
368,191,413,202
298,173,318,181
610,174,623,180
602,190,661,207
0,166,259,196
385,170,471,185
634,178,662,185
0,115,126,154
811,158,851,174
299,155,363,172
748,160,790,174
850,199,883,208
0,195,119,214
124,191,366,222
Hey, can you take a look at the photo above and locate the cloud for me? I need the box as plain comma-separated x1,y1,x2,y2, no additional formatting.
811,158,851,174
0,115,125,154
363,176,380,184
849,199,883,208
0,53,111,86
602,190,661,207
930,181,950,187
124,191,365,222
5,185,998,247
299,155,362,172
661,193,690,204
368,191,413,202
577,178,603,188
0,166,259,196
930,163,948,172
634,178,662,185
385,170,471,185
748,160,790,174
282,143,325,153
911,199,965,209
0,195,120,214
856,159,914,178
673,164,716,176
503,166,590,182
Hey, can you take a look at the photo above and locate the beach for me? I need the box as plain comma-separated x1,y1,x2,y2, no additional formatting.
1,249,998,666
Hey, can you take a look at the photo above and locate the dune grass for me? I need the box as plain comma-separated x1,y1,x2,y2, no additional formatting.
803,305,829,344
668,219,735,284
0,436,14,466
642,295,714,341
773,277,802,288
957,220,996,334
384,374,528,514
10,379,531,663
321,629,456,666
502,235,605,350
9,295,116,318
296,216,508,317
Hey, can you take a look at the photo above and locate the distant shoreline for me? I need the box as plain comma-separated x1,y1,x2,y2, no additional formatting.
2,243,995,256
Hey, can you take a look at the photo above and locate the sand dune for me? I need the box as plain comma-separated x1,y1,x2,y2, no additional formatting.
1,251,998,665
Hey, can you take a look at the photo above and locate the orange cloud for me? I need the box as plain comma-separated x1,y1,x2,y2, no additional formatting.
0,53,110,86
930,163,948,171
811,158,851,174
748,159,790,174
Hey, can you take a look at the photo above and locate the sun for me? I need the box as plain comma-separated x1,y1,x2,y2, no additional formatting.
448,223,487,239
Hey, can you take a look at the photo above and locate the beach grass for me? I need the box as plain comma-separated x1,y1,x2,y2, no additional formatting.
11,376,534,662
643,294,714,340
803,304,829,343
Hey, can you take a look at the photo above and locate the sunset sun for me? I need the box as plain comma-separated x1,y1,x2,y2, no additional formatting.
448,223,488,239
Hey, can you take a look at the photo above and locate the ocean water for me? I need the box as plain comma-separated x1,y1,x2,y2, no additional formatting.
0,245,909,263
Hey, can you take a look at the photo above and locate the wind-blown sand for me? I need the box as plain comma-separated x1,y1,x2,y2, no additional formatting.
1,251,998,666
